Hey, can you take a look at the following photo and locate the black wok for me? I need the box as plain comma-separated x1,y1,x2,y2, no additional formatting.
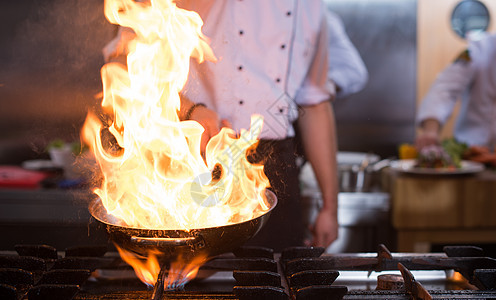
89,190,277,261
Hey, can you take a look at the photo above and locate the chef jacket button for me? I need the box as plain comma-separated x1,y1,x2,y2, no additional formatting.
279,108,284,113
239,100,244,105
281,44,286,49
238,65,243,71
239,30,244,35
276,78,281,83
286,11,292,16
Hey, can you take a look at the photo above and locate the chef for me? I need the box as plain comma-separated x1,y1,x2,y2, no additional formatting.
416,32,496,150
103,0,339,251
296,9,368,247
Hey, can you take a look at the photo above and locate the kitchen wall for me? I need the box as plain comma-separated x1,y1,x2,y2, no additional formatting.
325,0,417,158
0,0,115,163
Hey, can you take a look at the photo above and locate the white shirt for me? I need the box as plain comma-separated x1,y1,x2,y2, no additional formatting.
180,0,332,139
327,10,368,99
416,33,496,148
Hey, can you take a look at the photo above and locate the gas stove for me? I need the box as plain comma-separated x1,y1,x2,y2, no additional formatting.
1,244,496,299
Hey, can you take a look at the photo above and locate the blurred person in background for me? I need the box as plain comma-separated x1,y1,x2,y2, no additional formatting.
298,9,368,248
416,32,496,163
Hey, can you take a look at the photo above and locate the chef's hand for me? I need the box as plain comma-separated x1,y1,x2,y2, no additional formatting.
463,145,496,166
415,118,441,149
309,207,338,248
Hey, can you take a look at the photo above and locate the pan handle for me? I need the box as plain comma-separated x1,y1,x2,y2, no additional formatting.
130,235,203,247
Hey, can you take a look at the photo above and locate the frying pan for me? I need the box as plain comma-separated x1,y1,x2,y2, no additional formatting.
89,190,277,261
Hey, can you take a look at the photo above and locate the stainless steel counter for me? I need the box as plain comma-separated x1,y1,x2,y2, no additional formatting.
301,191,394,253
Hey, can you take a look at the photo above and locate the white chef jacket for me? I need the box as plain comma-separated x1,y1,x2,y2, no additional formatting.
327,10,368,99
180,0,333,140
416,32,496,148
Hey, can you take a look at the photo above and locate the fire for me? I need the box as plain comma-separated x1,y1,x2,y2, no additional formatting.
450,271,466,283
117,246,206,288
117,247,161,285
82,0,271,289
82,0,270,231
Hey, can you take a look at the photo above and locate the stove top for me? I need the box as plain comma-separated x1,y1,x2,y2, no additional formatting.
1,244,496,299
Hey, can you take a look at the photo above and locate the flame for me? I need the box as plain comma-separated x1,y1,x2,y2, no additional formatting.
82,0,270,231
450,271,466,283
117,246,206,288
117,247,161,285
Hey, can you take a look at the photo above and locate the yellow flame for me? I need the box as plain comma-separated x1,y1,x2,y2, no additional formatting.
82,0,269,231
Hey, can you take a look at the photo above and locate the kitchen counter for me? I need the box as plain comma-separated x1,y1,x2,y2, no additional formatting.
389,168,496,252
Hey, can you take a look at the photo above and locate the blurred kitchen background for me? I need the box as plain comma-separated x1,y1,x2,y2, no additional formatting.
1,0,496,254
329,0,417,158
0,0,112,164
4,0,487,161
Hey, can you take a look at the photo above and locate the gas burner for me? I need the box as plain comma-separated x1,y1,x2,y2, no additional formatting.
0,244,118,300
1,244,496,299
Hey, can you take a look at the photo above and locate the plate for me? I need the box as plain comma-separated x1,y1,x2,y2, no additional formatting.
22,159,58,171
390,159,484,175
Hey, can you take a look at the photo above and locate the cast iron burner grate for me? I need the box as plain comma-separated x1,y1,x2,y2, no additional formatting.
0,244,117,300
2,244,496,299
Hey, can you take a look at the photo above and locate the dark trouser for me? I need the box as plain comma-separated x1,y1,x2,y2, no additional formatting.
245,138,305,252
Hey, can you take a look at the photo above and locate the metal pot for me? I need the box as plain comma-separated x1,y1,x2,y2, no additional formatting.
338,164,374,192
89,190,277,261
337,152,390,192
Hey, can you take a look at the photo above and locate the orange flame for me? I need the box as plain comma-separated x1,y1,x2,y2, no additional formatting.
450,271,465,283
82,0,270,231
117,246,206,288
